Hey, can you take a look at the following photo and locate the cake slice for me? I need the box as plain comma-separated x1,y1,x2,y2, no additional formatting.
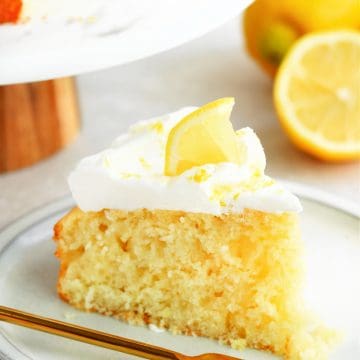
54,98,337,359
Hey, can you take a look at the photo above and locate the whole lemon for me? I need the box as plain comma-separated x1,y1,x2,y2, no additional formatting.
243,0,360,76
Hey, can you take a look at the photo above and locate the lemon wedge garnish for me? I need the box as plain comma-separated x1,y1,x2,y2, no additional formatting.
165,98,243,176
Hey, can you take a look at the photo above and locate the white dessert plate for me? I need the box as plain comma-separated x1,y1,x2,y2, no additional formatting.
0,182,359,360
0,0,252,85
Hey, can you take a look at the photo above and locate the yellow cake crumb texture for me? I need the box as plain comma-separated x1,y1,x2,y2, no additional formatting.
54,207,338,359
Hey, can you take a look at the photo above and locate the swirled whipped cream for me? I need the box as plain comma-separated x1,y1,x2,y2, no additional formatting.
69,107,301,214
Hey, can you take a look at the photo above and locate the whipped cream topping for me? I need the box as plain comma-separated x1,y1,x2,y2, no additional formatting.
69,108,302,214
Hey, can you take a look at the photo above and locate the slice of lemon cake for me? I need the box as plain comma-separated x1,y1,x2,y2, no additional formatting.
54,98,336,359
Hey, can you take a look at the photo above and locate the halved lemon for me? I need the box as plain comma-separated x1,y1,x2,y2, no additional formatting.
164,98,243,176
274,30,360,161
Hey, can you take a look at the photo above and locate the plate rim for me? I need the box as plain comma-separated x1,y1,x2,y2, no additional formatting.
279,180,360,219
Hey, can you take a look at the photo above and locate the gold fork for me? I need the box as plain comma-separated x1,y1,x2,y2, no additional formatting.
0,306,242,360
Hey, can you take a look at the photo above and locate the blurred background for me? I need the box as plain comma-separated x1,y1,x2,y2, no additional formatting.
0,0,359,227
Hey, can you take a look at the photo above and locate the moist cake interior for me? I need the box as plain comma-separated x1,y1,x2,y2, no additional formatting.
54,207,336,359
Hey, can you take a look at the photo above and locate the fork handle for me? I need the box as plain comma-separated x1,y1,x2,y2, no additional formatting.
0,305,183,360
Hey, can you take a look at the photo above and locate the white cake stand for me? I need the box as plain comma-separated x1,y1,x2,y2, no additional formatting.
0,0,252,172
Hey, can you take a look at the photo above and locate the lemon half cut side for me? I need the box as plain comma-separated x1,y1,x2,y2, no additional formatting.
274,30,360,161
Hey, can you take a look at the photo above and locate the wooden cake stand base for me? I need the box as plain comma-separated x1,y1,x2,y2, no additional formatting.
0,77,79,173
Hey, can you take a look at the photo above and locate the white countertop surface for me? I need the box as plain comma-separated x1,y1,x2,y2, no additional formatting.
1,16,359,228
